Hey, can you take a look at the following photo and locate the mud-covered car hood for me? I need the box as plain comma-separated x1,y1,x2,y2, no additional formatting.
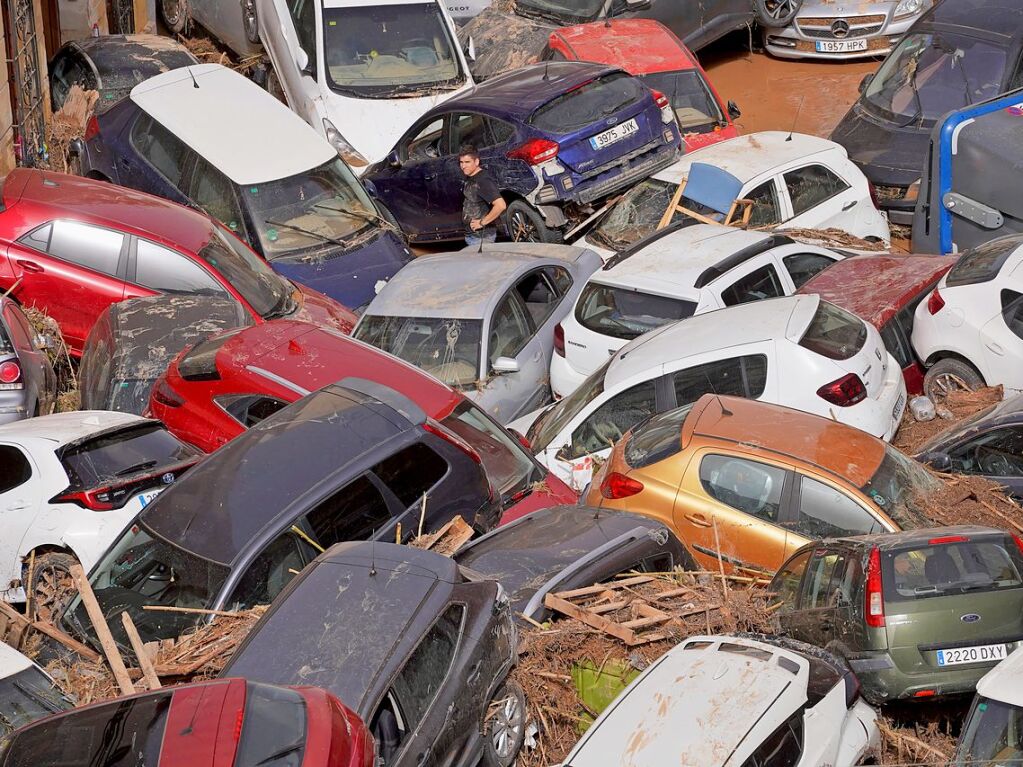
459,7,553,81
831,103,933,187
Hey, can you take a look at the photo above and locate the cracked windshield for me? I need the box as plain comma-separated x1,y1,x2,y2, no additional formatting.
355,315,482,387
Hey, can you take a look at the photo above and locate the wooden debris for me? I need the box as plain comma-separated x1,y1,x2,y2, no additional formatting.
410,516,474,556
70,565,134,695
122,614,161,691
0,600,100,663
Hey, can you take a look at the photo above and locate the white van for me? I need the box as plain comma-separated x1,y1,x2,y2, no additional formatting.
955,647,1023,764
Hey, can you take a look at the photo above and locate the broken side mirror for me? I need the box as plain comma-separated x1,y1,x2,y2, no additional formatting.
386,149,402,169
464,35,476,62
859,73,873,94
918,450,952,473
727,100,741,120
491,356,519,374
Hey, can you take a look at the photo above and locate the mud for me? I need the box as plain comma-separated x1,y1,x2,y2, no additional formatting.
895,386,1005,455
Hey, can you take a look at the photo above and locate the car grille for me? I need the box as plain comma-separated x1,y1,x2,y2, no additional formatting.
570,139,680,205
797,14,886,39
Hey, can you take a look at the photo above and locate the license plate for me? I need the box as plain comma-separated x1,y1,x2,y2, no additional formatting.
136,489,163,508
815,39,868,53
893,392,906,421
936,643,1007,666
589,119,638,150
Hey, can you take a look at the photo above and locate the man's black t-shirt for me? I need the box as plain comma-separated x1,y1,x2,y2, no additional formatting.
463,170,501,238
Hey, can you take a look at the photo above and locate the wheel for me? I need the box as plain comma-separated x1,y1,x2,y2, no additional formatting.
505,200,562,244
923,358,984,403
27,552,78,624
265,67,286,104
755,0,803,27
481,680,526,767
241,0,260,44
159,0,189,35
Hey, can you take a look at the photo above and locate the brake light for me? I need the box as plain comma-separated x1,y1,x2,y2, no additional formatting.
507,138,559,166
424,419,483,465
0,360,22,389
151,379,185,408
600,471,644,500
509,428,533,452
554,322,565,357
816,373,867,406
84,115,100,141
866,547,885,628
650,88,674,124
1013,534,1023,556
234,708,244,741
867,180,880,210
51,487,117,511
914,689,936,698
928,535,968,545
926,288,945,315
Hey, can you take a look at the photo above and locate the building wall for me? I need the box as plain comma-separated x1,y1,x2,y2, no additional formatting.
58,0,108,43
0,8,14,177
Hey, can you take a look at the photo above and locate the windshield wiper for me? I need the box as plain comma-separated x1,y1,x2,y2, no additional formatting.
264,219,352,249
115,459,158,477
256,740,304,766
313,202,402,236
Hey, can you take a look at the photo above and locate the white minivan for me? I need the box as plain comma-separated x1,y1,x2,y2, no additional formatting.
257,0,474,169
955,647,1023,764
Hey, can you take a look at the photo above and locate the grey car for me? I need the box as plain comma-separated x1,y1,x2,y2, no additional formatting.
354,243,603,424
0,298,55,425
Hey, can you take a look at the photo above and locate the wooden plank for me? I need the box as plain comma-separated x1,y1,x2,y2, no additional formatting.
28,618,102,663
620,615,670,631
142,605,244,618
543,594,637,644
122,613,161,691
553,576,653,600
69,564,134,695
589,600,630,615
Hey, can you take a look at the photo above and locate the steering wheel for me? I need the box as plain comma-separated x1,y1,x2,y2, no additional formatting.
975,446,1017,477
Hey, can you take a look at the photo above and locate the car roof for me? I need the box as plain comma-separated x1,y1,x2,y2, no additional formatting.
922,0,1023,42
363,243,594,319
550,19,696,74
682,393,886,488
71,34,198,72
130,64,336,185
819,525,1008,551
797,254,956,328
652,131,844,185
978,641,1023,705
604,294,816,390
0,410,146,445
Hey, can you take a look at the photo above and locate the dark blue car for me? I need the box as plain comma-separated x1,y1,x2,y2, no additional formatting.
364,61,683,243
71,63,412,312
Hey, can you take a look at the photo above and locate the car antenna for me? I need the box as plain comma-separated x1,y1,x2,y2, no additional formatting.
179,681,209,735
542,60,551,81
188,67,200,89
715,395,733,417
369,540,377,577
786,95,805,141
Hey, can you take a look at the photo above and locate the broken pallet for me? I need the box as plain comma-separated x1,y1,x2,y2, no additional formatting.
543,576,675,646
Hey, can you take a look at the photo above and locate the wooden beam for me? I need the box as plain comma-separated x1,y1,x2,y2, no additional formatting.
0,601,101,662
69,565,134,695
122,613,160,691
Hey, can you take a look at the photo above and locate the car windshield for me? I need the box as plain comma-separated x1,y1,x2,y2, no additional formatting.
588,178,678,252
863,32,1008,125
639,70,724,132
199,227,294,319
323,2,463,97
0,667,69,737
241,158,380,259
576,282,697,341
516,0,602,24
354,315,482,387
527,357,610,450
530,72,646,133
883,536,1023,602
441,400,537,500
62,523,231,648
956,697,1023,766
860,445,942,529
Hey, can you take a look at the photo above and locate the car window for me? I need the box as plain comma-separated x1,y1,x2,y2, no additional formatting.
699,454,786,524
740,711,803,767
515,269,561,327
946,237,1022,287
782,253,836,289
546,266,572,295
784,165,850,218
230,529,310,609
189,157,247,236
489,293,533,363
217,394,290,428
884,538,1023,602
46,220,124,277
131,113,191,187
303,474,393,547
0,446,31,493
567,380,657,459
17,223,52,252
134,239,228,295
771,550,811,611
451,112,489,150
673,355,767,406
372,443,448,508
485,117,515,145
291,0,317,78
950,427,1023,478
798,301,867,361
791,475,882,539
405,118,445,161
721,264,784,306
880,320,913,370
2,305,34,352
746,180,781,227
1001,289,1023,340
802,551,848,609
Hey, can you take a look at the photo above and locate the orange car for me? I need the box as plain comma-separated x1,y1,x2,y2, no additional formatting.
585,394,938,575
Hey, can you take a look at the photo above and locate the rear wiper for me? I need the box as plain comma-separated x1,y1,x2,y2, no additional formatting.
115,459,158,477
256,739,304,766
264,219,351,249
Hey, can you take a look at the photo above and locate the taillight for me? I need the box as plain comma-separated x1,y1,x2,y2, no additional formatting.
816,373,867,406
151,379,185,408
0,360,22,390
867,180,880,210
650,88,674,124
51,487,117,511
233,708,244,741
509,429,533,452
554,322,565,357
84,115,100,141
424,420,483,465
926,288,945,315
600,471,643,500
866,547,885,628
506,138,559,166
1013,534,1023,556
928,535,968,545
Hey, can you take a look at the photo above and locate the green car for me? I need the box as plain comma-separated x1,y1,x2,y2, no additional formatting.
769,526,1023,704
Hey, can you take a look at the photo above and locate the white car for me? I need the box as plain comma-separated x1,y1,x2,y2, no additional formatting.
0,412,200,618
0,642,71,736
912,234,1023,401
583,131,890,259
510,294,907,489
551,223,845,397
559,634,879,767
954,646,1023,764
257,0,474,169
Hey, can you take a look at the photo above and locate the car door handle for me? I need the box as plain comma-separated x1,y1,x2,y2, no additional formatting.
685,512,712,528
841,200,857,211
6,500,29,511
986,341,1005,355
424,173,437,181
16,260,42,273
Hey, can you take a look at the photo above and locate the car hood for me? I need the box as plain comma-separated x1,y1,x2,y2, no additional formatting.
830,103,932,186
458,8,553,81
290,281,358,333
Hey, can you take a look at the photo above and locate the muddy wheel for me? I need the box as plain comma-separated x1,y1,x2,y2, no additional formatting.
482,680,526,767
755,0,803,27
27,552,78,624
241,0,260,43
159,0,189,35
923,358,984,403
265,67,287,105
505,200,561,244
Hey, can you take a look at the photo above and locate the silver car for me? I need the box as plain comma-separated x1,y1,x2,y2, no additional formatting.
354,243,603,424
0,299,56,425
762,0,931,60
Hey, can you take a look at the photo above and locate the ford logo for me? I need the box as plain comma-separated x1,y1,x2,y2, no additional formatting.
161,472,175,485
961,613,981,623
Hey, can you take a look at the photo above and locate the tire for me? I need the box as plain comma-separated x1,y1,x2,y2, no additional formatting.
241,0,260,44
755,0,804,27
505,200,562,244
481,680,526,767
159,0,189,35
923,358,985,403
27,552,78,624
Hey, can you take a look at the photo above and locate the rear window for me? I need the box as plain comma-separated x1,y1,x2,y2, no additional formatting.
236,682,306,767
946,236,1022,287
883,536,1023,602
624,405,693,469
59,423,199,491
529,72,647,133
798,300,867,361
576,282,696,341
441,400,535,500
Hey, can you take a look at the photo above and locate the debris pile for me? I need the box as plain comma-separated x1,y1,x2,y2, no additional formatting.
919,473,1023,535
878,718,956,765
22,305,79,411
774,226,888,252
43,85,98,175
895,386,1004,455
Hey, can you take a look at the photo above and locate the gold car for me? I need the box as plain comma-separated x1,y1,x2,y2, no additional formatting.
585,394,937,575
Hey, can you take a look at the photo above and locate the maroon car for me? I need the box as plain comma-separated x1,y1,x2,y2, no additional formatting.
797,254,957,395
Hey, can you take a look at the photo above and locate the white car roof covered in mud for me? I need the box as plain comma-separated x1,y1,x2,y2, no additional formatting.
131,64,336,186
0,410,145,447
977,644,1023,706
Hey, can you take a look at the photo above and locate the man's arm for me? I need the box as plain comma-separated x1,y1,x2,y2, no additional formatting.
470,176,508,230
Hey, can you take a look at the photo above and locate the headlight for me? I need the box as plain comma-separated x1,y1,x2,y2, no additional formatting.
894,0,924,18
322,118,369,168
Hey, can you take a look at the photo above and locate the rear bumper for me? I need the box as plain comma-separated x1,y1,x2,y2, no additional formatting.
549,353,590,400
554,134,681,207
0,390,28,425
851,649,1010,703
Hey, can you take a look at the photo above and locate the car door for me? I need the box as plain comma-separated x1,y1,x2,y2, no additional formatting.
771,548,812,636
484,286,546,421
786,547,858,653
122,112,196,206
780,164,859,232
256,0,321,126
741,177,785,229
980,288,1023,394
185,157,252,244
1,303,54,416
449,112,531,205
782,473,889,546
0,445,41,591
947,426,1023,499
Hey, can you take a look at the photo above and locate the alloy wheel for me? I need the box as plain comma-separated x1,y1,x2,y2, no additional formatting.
510,210,539,242
489,687,525,761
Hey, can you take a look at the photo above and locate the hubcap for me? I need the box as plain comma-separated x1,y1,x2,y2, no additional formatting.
767,0,793,19
931,372,972,401
490,689,524,760
162,0,182,25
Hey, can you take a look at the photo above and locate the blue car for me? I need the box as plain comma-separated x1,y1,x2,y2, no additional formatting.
71,64,412,312
364,61,683,243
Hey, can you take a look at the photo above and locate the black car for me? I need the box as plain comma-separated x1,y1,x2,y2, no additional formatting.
454,505,692,621
60,380,501,649
222,541,523,767
916,393,1023,499
831,0,1023,226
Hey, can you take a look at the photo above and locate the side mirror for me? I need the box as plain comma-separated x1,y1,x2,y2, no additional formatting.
727,100,741,120
295,46,310,74
386,149,402,169
464,35,476,62
491,356,519,374
918,450,952,473
858,73,873,94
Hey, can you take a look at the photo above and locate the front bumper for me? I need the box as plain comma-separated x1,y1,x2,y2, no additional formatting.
763,10,920,61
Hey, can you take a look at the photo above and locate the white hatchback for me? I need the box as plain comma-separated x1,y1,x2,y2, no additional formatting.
551,223,845,397
912,235,1023,401
510,294,907,490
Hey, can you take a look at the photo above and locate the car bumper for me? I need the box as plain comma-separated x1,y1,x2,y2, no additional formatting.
0,392,27,425
552,136,681,207
549,353,591,400
762,12,920,60
833,353,907,441
850,649,1010,703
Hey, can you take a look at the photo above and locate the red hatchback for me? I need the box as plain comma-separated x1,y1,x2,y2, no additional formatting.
0,169,355,354
0,678,374,767
148,319,577,518
797,254,957,395
545,19,739,151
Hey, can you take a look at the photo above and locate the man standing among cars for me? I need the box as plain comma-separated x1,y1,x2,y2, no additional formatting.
459,145,506,246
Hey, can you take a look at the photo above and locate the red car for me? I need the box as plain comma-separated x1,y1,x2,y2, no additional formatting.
797,254,958,395
0,678,374,767
148,319,578,518
544,19,739,152
0,169,355,354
